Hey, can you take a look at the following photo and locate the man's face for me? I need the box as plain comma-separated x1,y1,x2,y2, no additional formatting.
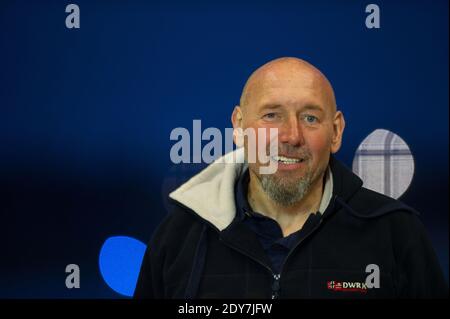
233,61,344,206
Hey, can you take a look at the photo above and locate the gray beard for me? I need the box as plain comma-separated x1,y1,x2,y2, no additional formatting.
259,170,313,207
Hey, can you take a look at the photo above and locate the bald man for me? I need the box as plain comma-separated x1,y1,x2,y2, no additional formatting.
135,57,447,299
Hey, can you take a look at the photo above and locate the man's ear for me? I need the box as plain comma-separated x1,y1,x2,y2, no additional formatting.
231,106,243,146
330,110,345,154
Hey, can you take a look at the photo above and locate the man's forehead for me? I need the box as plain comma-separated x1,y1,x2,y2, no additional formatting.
247,74,332,111
240,58,336,111
255,74,322,98
259,66,318,87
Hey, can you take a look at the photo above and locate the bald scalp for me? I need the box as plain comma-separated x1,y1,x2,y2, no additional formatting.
239,57,337,114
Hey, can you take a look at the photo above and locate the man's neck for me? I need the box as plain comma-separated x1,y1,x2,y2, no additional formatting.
247,171,325,237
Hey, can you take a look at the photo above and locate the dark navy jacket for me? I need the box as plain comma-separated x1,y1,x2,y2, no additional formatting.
134,150,448,299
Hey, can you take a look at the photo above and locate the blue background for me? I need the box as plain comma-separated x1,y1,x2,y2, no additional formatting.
0,0,448,297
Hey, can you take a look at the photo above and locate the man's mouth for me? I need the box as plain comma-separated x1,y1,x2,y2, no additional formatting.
271,155,306,164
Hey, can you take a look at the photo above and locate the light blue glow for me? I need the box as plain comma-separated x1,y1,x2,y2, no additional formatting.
99,236,146,297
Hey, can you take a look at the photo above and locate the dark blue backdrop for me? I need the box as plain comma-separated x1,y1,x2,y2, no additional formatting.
0,0,448,298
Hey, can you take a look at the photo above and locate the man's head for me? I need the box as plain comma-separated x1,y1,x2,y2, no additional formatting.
232,57,345,206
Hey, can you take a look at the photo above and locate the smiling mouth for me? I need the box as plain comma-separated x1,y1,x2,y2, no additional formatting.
271,155,306,164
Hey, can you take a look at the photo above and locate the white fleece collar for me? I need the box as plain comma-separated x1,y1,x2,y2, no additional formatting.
169,148,334,231
319,166,333,214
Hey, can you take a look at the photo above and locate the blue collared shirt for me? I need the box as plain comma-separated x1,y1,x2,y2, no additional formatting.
234,169,322,274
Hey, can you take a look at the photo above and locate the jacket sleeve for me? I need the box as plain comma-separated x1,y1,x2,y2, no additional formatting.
132,206,204,299
396,214,448,298
133,216,170,299
133,245,160,298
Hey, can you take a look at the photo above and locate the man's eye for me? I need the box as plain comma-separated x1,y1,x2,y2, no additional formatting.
263,113,277,120
304,115,318,124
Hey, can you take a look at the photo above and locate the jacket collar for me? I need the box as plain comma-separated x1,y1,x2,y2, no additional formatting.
169,148,364,231
328,155,363,202
169,148,247,231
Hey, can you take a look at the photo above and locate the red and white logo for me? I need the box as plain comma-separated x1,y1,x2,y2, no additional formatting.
327,281,368,294
327,264,380,293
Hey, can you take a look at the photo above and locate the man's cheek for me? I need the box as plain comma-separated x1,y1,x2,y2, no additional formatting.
307,134,330,154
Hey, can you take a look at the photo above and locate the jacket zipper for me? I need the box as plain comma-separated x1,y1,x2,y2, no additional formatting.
220,217,324,299
219,238,284,299
270,218,324,299
266,195,336,298
271,274,281,299
171,199,282,297
275,217,324,297
171,196,333,299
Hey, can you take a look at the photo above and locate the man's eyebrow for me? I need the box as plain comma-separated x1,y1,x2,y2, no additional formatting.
259,103,283,111
301,104,325,113
259,103,325,113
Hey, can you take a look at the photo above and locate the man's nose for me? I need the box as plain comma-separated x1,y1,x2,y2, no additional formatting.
279,117,304,146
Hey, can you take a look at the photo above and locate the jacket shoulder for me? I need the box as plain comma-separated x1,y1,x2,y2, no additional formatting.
149,201,205,252
343,187,420,219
